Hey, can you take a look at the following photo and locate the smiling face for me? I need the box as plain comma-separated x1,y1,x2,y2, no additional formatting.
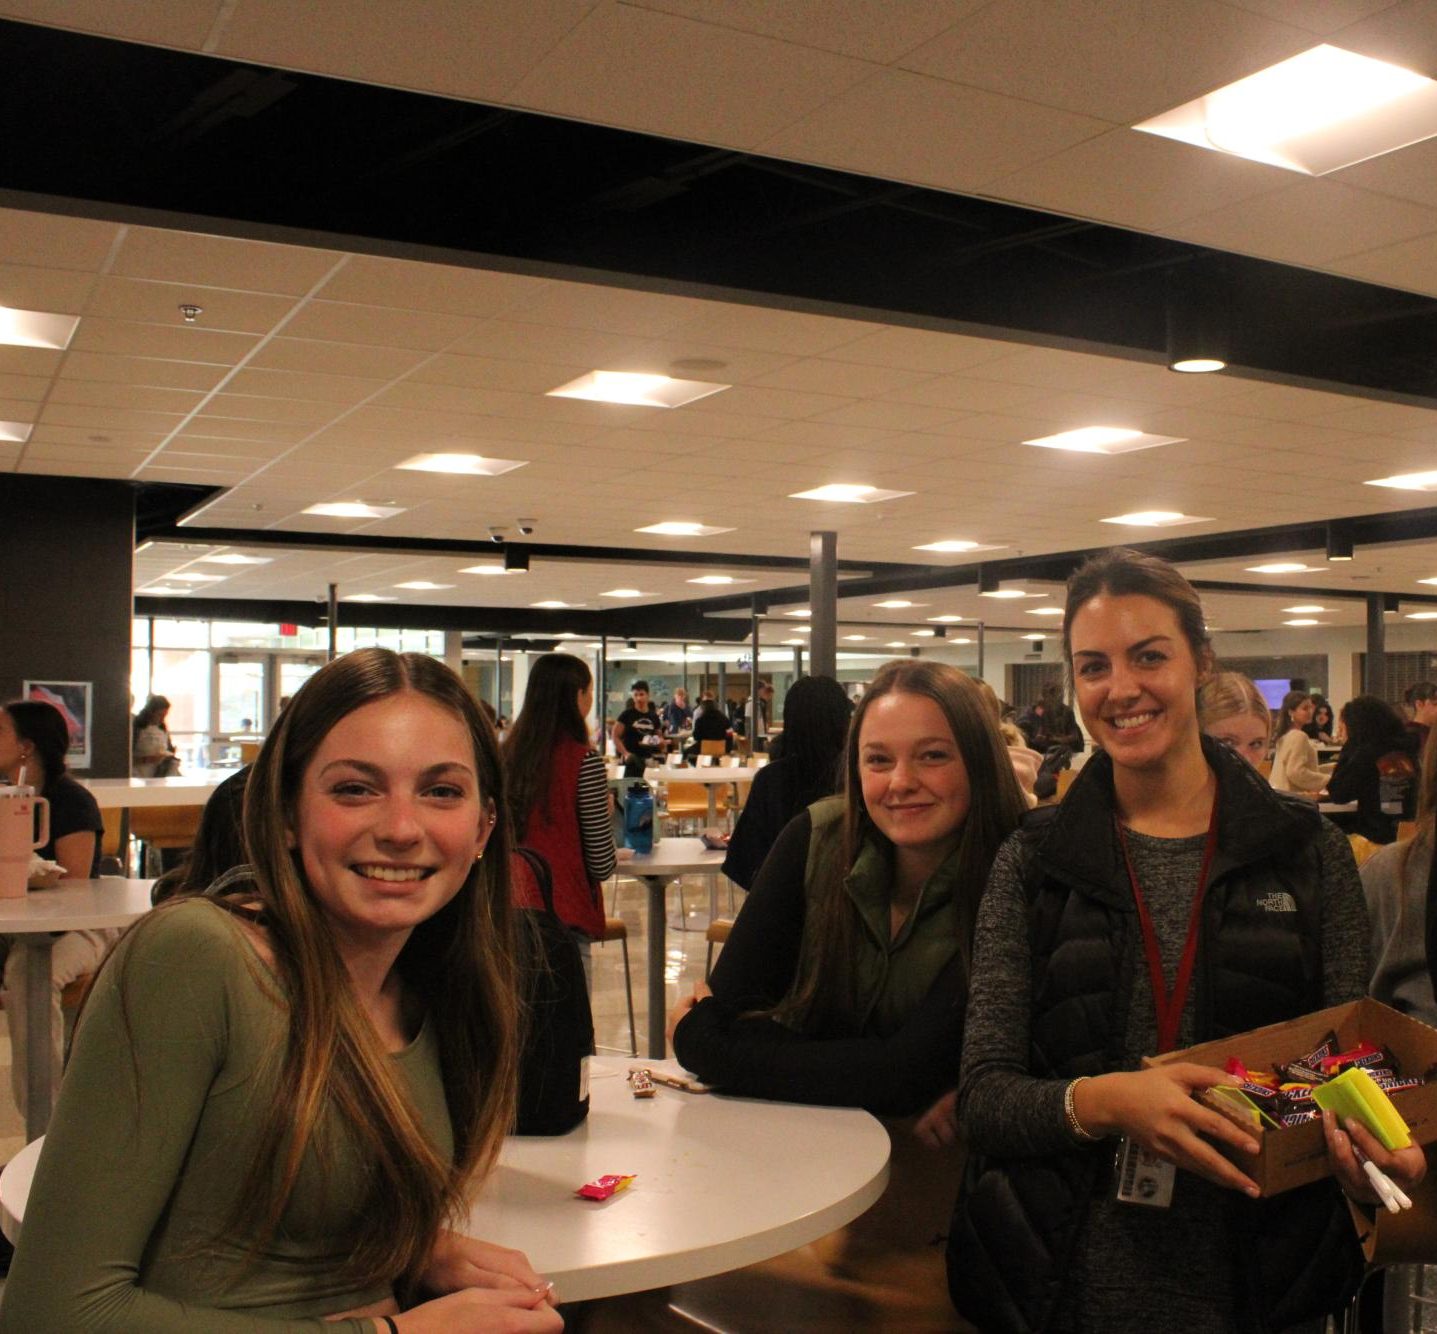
292,691,494,953
858,691,971,864
1070,593,1209,774
1205,711,1270,769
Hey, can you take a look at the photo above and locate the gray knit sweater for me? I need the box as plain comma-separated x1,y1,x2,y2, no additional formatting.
1360,834,1437,1025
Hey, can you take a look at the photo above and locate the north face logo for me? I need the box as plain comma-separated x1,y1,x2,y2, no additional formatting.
1255,892,1297,913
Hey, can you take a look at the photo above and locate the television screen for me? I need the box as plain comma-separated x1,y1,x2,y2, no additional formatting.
1254,679,1293,711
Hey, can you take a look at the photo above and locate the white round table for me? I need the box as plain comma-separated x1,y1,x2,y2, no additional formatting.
1,1059,890,1296
0,879,154,1140
464,1058,891,1301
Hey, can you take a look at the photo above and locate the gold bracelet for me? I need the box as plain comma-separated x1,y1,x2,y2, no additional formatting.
1065,1076,1101,1142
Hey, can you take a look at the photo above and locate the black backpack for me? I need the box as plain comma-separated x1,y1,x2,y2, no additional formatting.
513,847,594,1136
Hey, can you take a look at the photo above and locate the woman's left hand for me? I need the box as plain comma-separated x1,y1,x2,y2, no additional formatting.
1321,1109,1427,1206
665,982,711,1042
418,1231,558,1306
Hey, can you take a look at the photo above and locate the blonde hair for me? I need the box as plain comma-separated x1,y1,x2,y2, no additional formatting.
1198,671,1270,739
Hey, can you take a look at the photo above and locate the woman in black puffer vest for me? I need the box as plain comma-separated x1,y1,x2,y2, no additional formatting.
948,549,1426,1334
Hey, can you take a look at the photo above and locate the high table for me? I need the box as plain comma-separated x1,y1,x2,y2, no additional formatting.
0,1058,891,1297
0,879,154,1140
622,840,728,1058
82,776,234,808
609,765,764,826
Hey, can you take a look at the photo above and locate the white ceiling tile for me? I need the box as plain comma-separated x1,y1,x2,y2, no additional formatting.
682,385,852,420
509,2,874,149
316,257,553,318
57,352,227,392
0,263,98,314
1327,0,1437,77
0,206,118,273
1221,0,1400,33
986,128,1290,231
204,392,340,425
813,399,967,432
759,69,1112,192
0,0,224,45
247,336,431,379
38,403,185,432
113,228,343,295
623,0,981,63
1332,136,1437,212
85,277,299,333
408,354,587,395
0,374,47,402
279,301,479,350
222,367,390,405
670,303,876,355
1327,233,1437,296
213,0,599,103
1170,179,1437,268
68,318,259,364
0,347,62,377
46,380,204,413
899,0,1312,124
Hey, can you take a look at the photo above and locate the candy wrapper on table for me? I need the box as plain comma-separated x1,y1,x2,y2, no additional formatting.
1143,998,1437,1197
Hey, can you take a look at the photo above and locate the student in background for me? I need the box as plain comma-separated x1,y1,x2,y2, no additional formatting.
721,674,851,890
1269,689,1330,795
1197,670,1271,770
0,699,110,1119
1328,695,1420,845
611,679,665,765
1404,681,1437,751
662,686,694,736
950,548,1420,1334
503,653,616,971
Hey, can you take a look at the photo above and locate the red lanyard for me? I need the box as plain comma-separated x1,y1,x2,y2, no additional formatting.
1114,796,1220,1054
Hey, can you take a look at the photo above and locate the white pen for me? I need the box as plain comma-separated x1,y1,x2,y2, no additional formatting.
1350,1134,1412,1212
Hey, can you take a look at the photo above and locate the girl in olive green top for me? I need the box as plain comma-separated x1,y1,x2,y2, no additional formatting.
1,650,562,1333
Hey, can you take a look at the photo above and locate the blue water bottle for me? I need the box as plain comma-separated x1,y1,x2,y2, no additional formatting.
624,781,654,854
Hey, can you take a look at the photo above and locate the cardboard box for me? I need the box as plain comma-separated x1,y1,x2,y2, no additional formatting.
1143,998,1437,1197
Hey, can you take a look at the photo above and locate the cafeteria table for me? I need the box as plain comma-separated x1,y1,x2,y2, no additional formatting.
609,763,764,826
0,1058,891,1298
623,839,728,1058
83,775,234,873
0,878,154,1140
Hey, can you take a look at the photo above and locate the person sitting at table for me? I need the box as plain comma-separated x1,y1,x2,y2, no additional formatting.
662,686,693,736
611,678,665,767
721,674,851,890
1269,689,1331,795
150,765,250,904
0,649,561,1333
1197,670,1271,770
670,658,1025,1111
1404,680,1437,751
1327,694,1421,846
1306,697,1338,744
684,692,735,760
0,699,112,1120
131,694,179,777
660,661,1024,1330
502,652,616,973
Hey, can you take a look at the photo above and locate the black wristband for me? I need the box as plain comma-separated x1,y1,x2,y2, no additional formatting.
382,1318,399,1334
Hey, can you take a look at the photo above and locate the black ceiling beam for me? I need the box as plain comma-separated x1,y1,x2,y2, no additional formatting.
7,19,1437,403
142,524,896,575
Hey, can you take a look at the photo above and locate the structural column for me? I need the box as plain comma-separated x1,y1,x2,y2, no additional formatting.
1364,594,1387,697
809,530,837,679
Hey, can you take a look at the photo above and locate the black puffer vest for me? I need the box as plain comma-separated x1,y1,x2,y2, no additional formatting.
947,738,1364,1334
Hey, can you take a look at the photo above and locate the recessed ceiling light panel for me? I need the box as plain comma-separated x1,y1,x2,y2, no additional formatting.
873,599,926,609
303,501,404,519
1135,44,1437,176
979,589,1034,599
601,588,645,598
1023,427,1185,455
458,565,516,576
1283,604,1327,613
547,370,729,408
912,539,1006,554
166,572,226,583
1246,562,1325,574
1366,470,1437,491
342,593,397,603
1027,606,1066,616
198,553,272,565
788,484,914,504
1407,611,1437,621
1100,511,1212,528
635,521,735,537
396,452,528,476
0,420,34,443
0,306,79,350
1283,618,1323,626
394,581,455,591
687,575,754,586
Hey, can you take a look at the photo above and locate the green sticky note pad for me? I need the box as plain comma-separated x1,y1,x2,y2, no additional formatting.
1311,1068,1412,1151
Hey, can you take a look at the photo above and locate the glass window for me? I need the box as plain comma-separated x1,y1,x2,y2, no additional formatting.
216,659,265,734
131,618,150,647
153,619,208,649
278,659,322,706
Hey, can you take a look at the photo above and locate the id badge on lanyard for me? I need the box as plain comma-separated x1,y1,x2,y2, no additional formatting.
1112,799,1219,1209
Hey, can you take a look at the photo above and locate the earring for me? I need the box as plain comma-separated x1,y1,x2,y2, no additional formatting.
474,850,485,863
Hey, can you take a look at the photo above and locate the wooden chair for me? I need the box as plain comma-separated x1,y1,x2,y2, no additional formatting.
1347,832,1382,867
238,742,262,764
705,917,733,981
662,781,711,834
129,805,204,876
594,917,637,1056
699,740,727,758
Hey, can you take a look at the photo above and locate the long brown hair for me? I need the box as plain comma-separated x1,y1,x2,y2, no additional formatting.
774,660,1025,1035
109,650,520,1287
502,652,593,834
